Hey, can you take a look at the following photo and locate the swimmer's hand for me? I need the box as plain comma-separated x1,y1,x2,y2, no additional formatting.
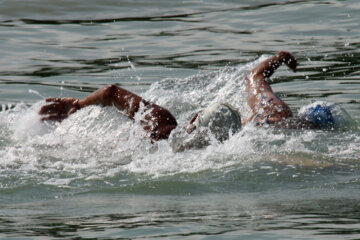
39,97,81,121
277,51,297,72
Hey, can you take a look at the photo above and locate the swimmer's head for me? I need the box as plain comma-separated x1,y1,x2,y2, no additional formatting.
187,103,242,142
298,101,356,130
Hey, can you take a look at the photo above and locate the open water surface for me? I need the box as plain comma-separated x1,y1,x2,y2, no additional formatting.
0,0,360,239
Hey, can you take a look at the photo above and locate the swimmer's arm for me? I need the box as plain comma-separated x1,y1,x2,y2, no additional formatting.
245,51,297,111
251,51,297,80
39,85,146,121
39,85,177,140
244,51,296,125
79,85,177,140
77,84,146,119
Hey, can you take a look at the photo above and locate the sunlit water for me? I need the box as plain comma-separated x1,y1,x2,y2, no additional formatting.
1,0,360,239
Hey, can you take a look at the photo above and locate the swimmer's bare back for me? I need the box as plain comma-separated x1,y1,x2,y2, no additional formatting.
243,51,297,125
39,84,177,141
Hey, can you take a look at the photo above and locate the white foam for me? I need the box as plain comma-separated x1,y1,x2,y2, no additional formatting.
0,58,359,188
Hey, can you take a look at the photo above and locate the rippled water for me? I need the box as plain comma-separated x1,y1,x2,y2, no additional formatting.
1,0,360,239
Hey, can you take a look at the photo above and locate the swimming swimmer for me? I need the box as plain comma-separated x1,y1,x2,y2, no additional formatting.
185,51,302,132
39,85,178,141
38,51,353,144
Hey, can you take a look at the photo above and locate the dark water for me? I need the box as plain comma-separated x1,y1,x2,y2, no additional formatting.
0,0,360,239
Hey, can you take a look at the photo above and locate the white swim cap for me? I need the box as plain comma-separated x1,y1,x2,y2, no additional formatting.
193,103,242,141
298,101,356,130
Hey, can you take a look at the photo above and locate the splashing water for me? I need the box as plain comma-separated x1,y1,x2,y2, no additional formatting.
0,58,359,194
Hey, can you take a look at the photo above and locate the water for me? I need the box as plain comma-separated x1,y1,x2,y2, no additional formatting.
1,0,360,239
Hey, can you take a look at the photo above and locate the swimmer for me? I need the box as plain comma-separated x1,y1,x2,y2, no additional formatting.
184,51,298,135
236,51,354,130
39,51,353,143
185,51,303,132
39,85,178,141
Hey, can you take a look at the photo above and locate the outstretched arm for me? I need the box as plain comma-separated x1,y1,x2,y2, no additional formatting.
244,51,297,125
39,85,177,141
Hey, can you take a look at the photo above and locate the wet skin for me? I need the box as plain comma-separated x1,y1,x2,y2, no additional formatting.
39,85,177,141
39,51,301,141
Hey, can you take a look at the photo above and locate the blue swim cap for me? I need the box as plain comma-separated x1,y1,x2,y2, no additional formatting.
298,101,355,130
